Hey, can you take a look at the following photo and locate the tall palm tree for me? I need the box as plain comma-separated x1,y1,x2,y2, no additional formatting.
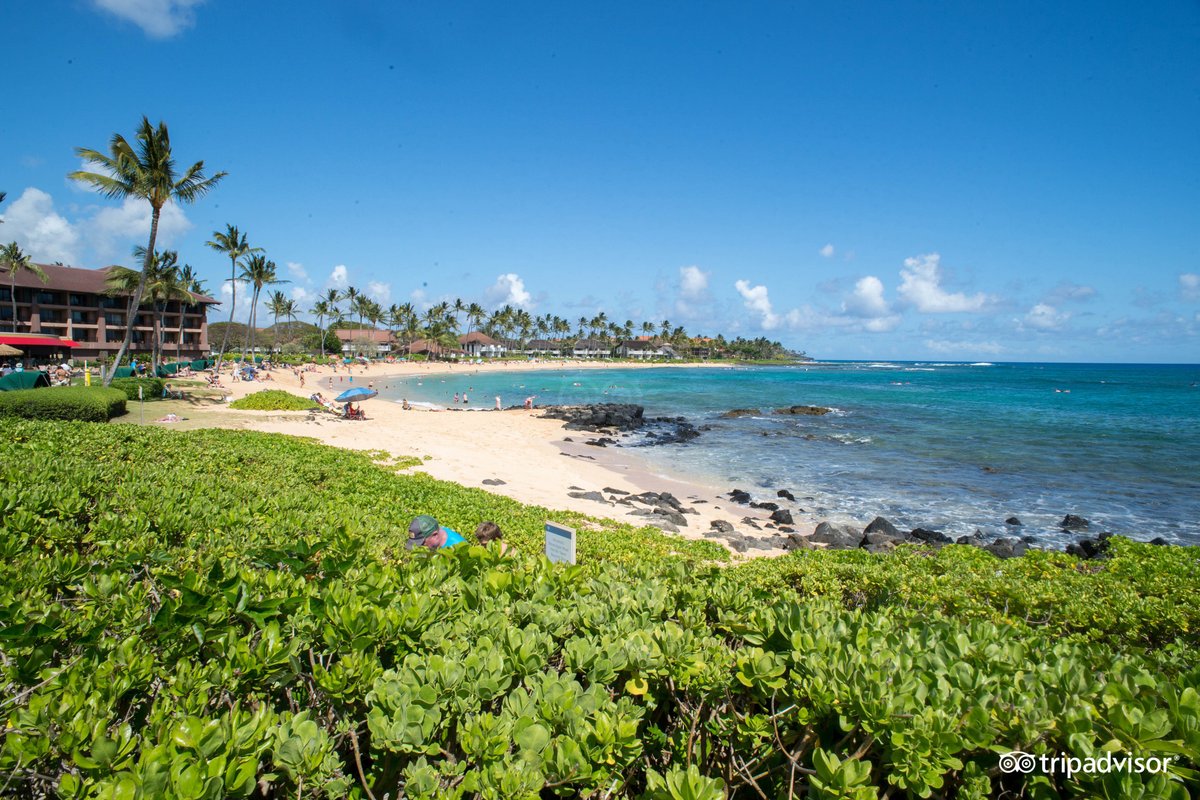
310,300,331,357
206,225,261,375
1,242,48,333
175,265,205,360
282,298,299,343
266,290,290,353
641,321,655,338
343,286,361,328
102,265,142,359
239,255,286,361
70,117,225,384
134,246,181,371
466,302,486,335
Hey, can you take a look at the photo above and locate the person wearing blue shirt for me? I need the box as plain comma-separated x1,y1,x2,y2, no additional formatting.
406,514,466,550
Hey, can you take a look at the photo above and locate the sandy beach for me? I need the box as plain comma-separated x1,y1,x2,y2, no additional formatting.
189,359,802,556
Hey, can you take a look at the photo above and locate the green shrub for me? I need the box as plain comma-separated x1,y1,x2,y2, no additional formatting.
0,420,1195,799
110,376,166,400
229,389,321,411
0,386,126,421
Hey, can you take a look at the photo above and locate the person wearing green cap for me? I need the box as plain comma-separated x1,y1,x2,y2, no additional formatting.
406,514,466,550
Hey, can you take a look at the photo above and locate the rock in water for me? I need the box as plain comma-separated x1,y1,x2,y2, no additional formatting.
911,527,953,545
773,405,833,415
864,516,902,538
810,522,863,549
985,538,1028,559
777,489,796,501
729,489,752,505
769,509,794,525
720,408,762,418
540,403,645,431
1061,514,1090,530
1005,516,1022,526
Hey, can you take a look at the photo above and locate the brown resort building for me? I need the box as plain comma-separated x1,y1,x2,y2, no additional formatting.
1,263,216,362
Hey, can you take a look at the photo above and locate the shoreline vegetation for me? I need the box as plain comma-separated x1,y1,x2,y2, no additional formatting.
2,414,1197,798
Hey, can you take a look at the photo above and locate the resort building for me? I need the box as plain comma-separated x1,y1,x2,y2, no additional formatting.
335,328,395,356
458,332,506,358
572,338,611,358
616,339,665,359
524,338,563,357
1,263,216,361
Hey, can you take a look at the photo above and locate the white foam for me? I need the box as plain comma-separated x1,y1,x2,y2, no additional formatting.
970,362,994,367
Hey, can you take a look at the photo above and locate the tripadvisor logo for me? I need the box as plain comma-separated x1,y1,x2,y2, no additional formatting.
999,751,1173,778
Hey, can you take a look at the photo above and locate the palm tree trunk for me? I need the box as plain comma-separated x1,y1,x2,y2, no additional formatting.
104,210,159,386
177,303,186,362
215,256,236,375
9,275,17,333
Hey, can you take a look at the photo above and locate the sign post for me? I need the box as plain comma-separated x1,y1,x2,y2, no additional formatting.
544,522,576,564
138,385,144,424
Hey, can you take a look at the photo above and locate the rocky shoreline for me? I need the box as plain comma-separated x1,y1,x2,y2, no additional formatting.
539,403,1179,558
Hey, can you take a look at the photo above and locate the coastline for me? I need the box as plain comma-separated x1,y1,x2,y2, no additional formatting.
201,359,801,557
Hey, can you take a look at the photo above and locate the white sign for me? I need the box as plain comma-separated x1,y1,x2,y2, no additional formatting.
544,522,576,564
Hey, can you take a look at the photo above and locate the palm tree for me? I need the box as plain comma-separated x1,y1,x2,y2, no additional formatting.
641,321,655,338
206,225,261,376
1,242,48,333
175,265,205,360
343,286,361,328
134,246,181,371
239,255,286,361
266,290,290,353
466,302,486,335
102,265,142,359
70,117,225,384
310,300,332,358
281,298,299,343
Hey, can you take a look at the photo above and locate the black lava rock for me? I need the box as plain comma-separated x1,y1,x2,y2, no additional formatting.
1061,514,1090,530
1005,516,1022,526
810,522,863,550
985,538,1028,559
864,517,902,539
911,527,953,545
769,509,794,525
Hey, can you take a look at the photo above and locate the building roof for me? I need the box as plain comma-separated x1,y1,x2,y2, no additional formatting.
11,263,218,304
574,338,608,349
526,339,560,349
458,331,499,345
618,339,659,349
334,328,393,343
0,334,80,349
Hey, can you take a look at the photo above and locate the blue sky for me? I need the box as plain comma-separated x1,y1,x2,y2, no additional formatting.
3,1,1198,362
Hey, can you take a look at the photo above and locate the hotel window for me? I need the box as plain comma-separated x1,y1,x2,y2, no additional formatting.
71,311,91,324
41,310,64,323
104,313,124,326
0,288,9,301
106,329,123,342
37,292,60,305
70,294,89,306
99,297,123,309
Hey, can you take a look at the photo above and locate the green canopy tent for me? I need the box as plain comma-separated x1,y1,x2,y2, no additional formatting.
0,371,52,391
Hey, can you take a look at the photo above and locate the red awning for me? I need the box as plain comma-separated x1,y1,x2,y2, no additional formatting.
0,335,79,348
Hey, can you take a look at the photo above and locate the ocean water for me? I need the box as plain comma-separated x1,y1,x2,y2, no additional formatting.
374,362,1200,547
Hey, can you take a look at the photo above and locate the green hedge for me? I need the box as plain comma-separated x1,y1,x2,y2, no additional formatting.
110,376,166,400
229,389,321,411
0,386,127,421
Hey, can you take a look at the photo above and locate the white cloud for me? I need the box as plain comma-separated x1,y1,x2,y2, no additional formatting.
86,196,191,260
366,281,391,304
291,286,313,306
217,279,252,323
1022,303,1070,331
286,261,308,282
833,275,901,333
671,265,714,319
819,243,835,258
925,339,1006,355
679,265,709,299
91,0,206,38
734,279,781,330
329,265,348,287
1180,273,1200,302
897,253,987,313
0,188,81,265
485,273,533,309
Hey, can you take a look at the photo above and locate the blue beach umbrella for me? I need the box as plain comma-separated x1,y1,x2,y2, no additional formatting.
335,387,378,402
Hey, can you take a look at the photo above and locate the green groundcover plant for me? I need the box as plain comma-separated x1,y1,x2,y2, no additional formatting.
110,377,167,401
229,390,322,412
0,420,1197,798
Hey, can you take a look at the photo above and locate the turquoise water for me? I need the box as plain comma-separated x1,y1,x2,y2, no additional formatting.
374,361,1200,546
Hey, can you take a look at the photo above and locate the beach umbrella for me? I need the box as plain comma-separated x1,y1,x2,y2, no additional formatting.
0,344,23,357
335,387,378,402
240,366,257,376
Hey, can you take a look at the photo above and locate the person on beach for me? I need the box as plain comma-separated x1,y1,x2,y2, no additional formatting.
406,515,466,550
475,521,508,554
462,393,468,404
524,396,535,409
454,392,459,404
495,395,502,410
